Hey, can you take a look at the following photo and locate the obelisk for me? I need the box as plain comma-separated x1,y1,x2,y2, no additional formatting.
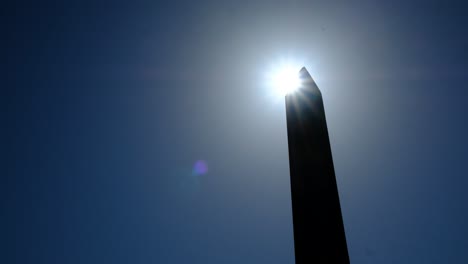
285,67,349,263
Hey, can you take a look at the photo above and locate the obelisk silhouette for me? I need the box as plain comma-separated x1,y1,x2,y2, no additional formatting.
285,67,349,263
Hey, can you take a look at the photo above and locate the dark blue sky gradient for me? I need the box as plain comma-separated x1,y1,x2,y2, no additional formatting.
4,1,468,263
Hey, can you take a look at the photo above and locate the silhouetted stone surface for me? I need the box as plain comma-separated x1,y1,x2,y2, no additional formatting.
286,67,349,264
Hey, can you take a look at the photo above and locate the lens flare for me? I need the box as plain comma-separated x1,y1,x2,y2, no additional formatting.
192,160,208,176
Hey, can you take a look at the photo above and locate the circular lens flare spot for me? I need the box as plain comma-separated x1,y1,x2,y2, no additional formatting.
192,160,208,176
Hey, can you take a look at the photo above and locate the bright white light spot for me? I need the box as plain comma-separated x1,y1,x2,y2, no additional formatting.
266,63,302,99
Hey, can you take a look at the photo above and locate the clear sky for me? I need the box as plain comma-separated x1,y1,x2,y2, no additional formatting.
4,1,468,263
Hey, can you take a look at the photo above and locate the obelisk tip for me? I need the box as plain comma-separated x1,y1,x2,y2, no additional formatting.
298,67,320,94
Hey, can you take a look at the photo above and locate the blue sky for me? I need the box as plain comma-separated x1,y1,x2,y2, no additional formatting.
4,1,468,263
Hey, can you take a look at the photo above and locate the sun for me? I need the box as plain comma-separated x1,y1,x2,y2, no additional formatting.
266,63,303,98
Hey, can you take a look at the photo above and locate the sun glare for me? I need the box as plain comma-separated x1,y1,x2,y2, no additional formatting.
267,64,302,98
